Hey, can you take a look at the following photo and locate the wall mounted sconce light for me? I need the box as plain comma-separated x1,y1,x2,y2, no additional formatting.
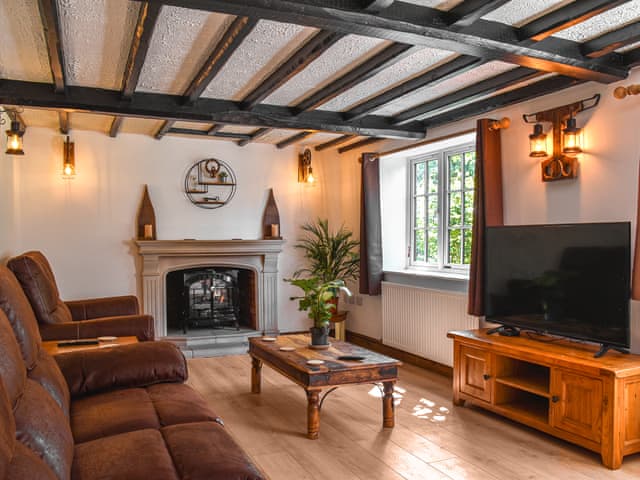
298,148,315,184
0,108,26,155
523,94,599,182
62,136,75,179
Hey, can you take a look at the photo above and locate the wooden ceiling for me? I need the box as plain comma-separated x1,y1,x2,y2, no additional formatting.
1,0,640,152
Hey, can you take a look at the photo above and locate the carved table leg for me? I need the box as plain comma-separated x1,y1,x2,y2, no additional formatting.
382,381,395,428
251,357,262,394
307,390,320,439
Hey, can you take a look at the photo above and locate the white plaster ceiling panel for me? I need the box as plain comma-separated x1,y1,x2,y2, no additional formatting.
219,125,261,134
18,109,60,129
253,128,302,144
298,132,343,147
375,61,516,117
617,40,640,53
173,121,211,131
137,7,235,94
320,49,455,112
0,0,51,82
120,118,164,135
402,0,463,9
483,0,573,27
553,1,640,42
202,21,318,101
71,112,113,132
264,35,390,106
57,0,139,89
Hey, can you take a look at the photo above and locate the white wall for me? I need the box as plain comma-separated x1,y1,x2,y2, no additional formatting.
319,67,640,353
3,127,325,333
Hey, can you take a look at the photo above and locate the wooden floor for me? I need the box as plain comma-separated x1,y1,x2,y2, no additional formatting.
187,355,640,480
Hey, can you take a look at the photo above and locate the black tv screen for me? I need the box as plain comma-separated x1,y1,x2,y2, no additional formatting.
484,222,630,348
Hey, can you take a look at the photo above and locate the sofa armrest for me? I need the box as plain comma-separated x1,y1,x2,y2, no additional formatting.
54,341,187,397
66,295,140,320
39,315,155,342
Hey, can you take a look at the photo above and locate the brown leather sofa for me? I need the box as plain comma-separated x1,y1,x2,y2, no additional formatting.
0,265,264,480
7,251,154,341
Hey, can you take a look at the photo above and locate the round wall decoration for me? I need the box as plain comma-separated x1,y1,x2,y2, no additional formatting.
184,158,237,209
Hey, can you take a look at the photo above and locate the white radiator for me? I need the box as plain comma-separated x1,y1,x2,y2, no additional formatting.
382,281,478,367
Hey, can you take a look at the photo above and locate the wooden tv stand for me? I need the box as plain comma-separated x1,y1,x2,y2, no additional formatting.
447,329,640,469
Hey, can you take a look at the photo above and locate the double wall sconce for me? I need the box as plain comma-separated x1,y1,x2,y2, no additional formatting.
62,136,75,179
523,94,599,182
298,148,316,184
0,107,26,155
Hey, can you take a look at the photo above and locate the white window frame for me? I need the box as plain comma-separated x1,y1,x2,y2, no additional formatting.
408,142,476,274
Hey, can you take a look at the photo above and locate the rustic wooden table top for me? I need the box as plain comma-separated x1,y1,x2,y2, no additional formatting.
42,336,139,356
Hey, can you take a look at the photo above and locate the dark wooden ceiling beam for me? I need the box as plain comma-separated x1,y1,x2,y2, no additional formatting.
37,0,66,93
582,21,640,58
121,2,162,98
58,111,69,134
155,120,175,139
242,30,345,110
392,67,543,125
446,0,510,27
345,55,482,121
276,131,314,149
141,0,628,83
518,0,630,42
314,134,356,151
0,80,425,139
623,46,640,68
168,127,251,140
238,127,271,146
207,124,223,135
338,136,383,153
184,16,258,104
423,75,584,130
109,117,123,138
294,43,416,112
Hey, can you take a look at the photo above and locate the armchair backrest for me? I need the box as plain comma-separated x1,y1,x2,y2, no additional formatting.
7,252,72,326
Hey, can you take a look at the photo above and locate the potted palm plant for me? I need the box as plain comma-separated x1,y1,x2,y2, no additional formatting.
286,278,351,346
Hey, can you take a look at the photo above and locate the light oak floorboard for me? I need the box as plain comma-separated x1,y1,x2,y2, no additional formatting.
187,355,640,480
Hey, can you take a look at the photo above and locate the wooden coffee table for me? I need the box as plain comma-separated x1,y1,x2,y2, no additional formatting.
249,334,401,439
42,336,138,356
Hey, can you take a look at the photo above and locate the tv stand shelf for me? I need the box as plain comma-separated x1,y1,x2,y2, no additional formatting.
448,329,640,469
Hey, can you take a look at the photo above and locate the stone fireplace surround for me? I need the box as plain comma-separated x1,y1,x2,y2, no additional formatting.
135,240,284,338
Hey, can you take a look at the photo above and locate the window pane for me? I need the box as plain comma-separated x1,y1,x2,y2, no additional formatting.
449,192,462,227
464,152,475,190
448,229,461,265
427,228,439,264
428,195,438,228
463,191,474,226
448,154,462,191
428,159,438,194
463,229,473,265
414,229,426,262
415,195,426,228
415,162,425,194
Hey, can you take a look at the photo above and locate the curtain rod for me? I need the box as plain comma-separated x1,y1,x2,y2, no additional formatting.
376,128,477,158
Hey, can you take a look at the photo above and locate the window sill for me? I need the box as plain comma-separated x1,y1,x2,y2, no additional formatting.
383,268,469,293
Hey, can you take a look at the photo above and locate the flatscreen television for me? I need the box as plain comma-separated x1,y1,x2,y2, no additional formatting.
484,222,630,355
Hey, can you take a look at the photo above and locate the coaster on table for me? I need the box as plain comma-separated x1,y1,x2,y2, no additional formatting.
97,336,117,342
306,359,325,366
279,346,295,352
261,337,277,342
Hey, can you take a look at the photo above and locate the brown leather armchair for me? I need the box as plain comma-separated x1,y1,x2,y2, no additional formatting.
0,264,264,479
7,251,154,341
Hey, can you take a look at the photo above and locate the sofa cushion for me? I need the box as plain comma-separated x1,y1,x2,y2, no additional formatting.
70,388,160,444
147,383,220,426
7,252,72,326
161,422,264,480
0,379,15,480
72,429,179,480
0,310,26,409
28,350,70,417
6,442,57,480
14,379,73,480
0,266,43,370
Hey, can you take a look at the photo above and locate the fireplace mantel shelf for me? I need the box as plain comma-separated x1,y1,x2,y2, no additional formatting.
135,239,285,256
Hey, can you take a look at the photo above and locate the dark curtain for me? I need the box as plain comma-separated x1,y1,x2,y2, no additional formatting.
359,153,383,295
632,162,640,299
467,119,504,316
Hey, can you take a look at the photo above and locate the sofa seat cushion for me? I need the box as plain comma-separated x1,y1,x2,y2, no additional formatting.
70,388,160,444
72,429,179,480
161,422,263,480
146,383,220,426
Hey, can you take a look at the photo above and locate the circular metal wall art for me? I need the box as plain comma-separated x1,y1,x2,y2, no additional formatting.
184,158,237,209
